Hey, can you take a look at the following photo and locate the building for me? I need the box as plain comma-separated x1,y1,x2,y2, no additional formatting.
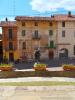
15,16,57,60
0,34,3,62
0,19,19,62
0,12,75,62
54,11,75,58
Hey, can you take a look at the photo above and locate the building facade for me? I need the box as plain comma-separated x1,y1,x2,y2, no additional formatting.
15,16,57,60
55,12,75,58
0,21,19,62
1,12,75,61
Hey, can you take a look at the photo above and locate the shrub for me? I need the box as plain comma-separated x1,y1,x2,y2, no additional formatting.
62,64,75,71
34,63,47,71
0,63,13,71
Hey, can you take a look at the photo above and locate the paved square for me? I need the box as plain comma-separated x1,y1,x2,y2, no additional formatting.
0,86,75,100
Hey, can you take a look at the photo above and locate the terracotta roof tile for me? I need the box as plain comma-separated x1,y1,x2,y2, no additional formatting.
15,16,54,21
54,14,75,21
15,15,75,21
0,21,17,27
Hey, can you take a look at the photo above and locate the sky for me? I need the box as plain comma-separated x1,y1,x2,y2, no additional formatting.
0,0,75,21
0,0,75,33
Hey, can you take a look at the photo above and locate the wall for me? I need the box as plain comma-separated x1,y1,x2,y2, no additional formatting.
2,26,18,61
17,20,57,59
57,21,75,57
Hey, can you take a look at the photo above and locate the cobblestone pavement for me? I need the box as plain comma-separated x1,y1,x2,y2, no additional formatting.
0,86,75,100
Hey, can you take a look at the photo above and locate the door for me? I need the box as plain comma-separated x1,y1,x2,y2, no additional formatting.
9,53,14,62
48,50,54,59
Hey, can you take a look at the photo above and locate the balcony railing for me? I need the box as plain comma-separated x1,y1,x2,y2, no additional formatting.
32,34,41,40
46,44,56,49
4,47,17,51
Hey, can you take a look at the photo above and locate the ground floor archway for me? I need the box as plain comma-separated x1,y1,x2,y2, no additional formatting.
59,48,68,58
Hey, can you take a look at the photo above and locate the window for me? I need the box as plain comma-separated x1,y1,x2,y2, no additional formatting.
8,28,13,39
62,21,65,27
35,22,38,26
33,30,40,39
49,30,53,36
9,42,13,50
22,22,25,26
50,41,54,48
22,30,26,36
34,30,38,37
49,22,53,26
62,30,65,37
22,42,26,49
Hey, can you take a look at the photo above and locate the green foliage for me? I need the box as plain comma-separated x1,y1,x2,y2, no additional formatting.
62,64,75,70
0,63,13,67
34,63,46,68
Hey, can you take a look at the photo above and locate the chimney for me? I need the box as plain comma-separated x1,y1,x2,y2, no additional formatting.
5,17,8,22
68,11,71,17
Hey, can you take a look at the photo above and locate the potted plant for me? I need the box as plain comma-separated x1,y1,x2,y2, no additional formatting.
0,63,13,71
62,64,75,71
34,63,47,71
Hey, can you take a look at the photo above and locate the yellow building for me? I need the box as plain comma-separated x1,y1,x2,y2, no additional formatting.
0,20,19,62
15,16,57,60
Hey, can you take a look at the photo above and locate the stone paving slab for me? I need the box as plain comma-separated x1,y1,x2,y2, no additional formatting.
0,86,75,100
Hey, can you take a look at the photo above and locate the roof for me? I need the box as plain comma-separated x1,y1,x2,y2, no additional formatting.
15,14,75,21
54,14,75,21
15,16,54,21
0,21,17,27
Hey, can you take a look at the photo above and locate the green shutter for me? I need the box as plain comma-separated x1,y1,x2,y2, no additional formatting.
50,41,54,48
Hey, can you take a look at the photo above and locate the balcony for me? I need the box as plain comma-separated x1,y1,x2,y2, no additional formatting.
4,47,17,51
46,44,56,49
32,34,41,40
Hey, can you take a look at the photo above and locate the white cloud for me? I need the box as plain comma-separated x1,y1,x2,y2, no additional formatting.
30,0,75,12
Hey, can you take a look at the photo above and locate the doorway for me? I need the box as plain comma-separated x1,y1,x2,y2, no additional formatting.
59,48,68,58
48,50,54,59
9,53,14,62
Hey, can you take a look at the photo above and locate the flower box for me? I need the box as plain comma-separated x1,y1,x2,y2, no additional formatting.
0,67,12,71
62,64,75,71
34,63,47,71
0,63,13,71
